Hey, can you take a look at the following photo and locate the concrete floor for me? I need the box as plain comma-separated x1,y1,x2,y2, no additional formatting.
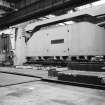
0,67,48,78
0,73,105,105
0,73,39,86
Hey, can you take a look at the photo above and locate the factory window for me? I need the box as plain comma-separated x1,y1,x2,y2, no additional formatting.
51,39,64,44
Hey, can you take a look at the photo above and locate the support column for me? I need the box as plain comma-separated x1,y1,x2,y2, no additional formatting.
14,26,27,66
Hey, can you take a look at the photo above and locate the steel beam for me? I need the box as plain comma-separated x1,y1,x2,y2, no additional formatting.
0,0,99,29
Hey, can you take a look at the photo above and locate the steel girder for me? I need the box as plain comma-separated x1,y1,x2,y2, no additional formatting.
0,0,99,29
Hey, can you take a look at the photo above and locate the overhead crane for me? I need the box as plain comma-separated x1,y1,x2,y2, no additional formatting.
0,0,100,29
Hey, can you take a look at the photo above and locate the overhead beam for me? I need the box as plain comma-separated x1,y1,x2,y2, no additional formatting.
0,0,99,29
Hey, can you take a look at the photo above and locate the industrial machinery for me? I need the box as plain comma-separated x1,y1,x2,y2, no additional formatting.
24,13,105,69
24,14,105,87
0,28,15,66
